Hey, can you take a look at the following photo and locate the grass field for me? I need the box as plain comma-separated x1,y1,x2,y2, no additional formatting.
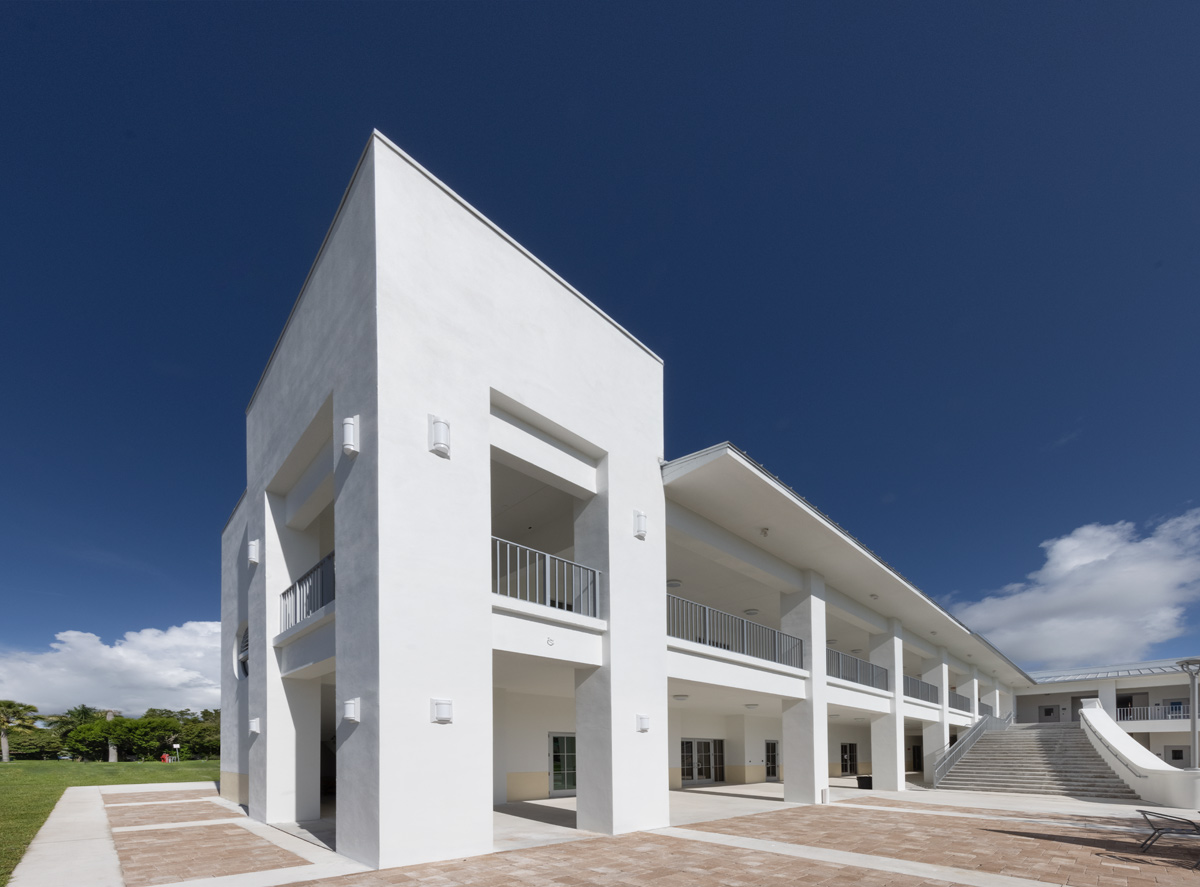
0,759,221,887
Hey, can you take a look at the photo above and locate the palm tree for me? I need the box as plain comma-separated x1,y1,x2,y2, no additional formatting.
45,704,104,738
0,700,39,763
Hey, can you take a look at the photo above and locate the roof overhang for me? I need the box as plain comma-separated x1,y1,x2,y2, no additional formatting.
663,443,1035,690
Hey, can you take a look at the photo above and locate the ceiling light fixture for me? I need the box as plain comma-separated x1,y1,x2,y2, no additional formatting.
672,694,689,701
744,608,759,616
869,593,879,600
827,639,837,645
745,703,758,710
667,579,683,588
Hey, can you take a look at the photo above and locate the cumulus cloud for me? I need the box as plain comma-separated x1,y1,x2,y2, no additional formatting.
954,510,1200,670
0,622,220,717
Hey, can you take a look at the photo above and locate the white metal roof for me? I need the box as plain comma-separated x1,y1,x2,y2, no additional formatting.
1028,657,1200,683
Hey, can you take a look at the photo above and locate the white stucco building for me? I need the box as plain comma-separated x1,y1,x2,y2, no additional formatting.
220,131,1036,871
1015,659,1200,767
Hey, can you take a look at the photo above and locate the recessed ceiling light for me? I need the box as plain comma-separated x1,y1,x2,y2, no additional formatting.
672,694,689,701
744,608,759,616
854,717,866,721
930,631,937,635
827,639,837,645
667,579,683,588
869,593,879,600
830,714,840,718
745,703,758,710
851,649,862,655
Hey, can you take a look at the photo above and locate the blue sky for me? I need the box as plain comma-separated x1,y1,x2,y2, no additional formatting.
2,2,1198,712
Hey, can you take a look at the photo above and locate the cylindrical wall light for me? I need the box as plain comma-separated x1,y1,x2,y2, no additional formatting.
247,539,260,567
636,714,650,732
428,415,450,458
248,718,261,734
343,416,359,456
431,698,453,723
343,698,360,723
634,510,648,540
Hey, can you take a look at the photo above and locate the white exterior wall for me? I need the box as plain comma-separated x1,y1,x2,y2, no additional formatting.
369,135,667,863
494,691,576,802
219,494,250,805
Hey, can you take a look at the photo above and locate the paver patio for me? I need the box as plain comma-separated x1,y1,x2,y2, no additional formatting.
14,782,1200,887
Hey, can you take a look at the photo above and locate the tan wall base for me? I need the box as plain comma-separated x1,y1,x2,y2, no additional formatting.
741,765,766,784
724,765,747,785
219,771,248,806
669,767,682,789
829,763,873,776
507,771,549,802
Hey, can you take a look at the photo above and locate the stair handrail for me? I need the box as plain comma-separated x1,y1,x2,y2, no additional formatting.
932,711,1012,788
1079,713,1148,779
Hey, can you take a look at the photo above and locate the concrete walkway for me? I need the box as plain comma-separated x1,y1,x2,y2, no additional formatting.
10,781,1200,887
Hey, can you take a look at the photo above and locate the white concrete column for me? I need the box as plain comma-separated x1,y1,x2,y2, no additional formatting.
983,684,1001,718
869,618,906,791
781,570,828,803
1097,680,1118,716
963,667,981,721
284,678,322,821
573,461,668,835
921,648,950,784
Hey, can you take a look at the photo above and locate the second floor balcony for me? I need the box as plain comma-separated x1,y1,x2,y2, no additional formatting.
948,690,973,713
279,552,335,632
667,595,803,669
1117,705,1191,721
903,675,939,704
827,649,888,691
492,537,601,619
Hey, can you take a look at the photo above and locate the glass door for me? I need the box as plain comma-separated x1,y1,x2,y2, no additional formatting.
840,742,858,775
681,739,725,784
549,733,576,797
765,740,779,781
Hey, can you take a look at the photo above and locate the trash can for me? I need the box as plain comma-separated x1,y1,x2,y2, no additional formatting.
856,775,872,789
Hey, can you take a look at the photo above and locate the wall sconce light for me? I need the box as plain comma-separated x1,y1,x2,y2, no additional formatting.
431,698,453,723
428,415,450,458
634,510,648,540
636,714,650,732
343,416,359,456
745,703,759,710
247,539,260,567
672,694,689,701
343,698,360,723
248,718,260,734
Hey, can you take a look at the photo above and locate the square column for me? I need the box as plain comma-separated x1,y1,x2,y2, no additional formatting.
869,617,906,791
781,570,827,804
921,648,950,784
1097,680,1118,715
983,684,1001,718
963,668,981,720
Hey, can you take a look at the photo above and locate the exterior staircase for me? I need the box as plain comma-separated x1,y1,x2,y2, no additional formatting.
938,722,1140,799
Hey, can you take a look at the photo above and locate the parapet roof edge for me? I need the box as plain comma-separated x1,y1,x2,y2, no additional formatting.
663,442,1036,687
246,130,661,413
222,488,247,533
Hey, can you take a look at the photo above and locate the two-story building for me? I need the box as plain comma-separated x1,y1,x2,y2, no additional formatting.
220,130,1034,872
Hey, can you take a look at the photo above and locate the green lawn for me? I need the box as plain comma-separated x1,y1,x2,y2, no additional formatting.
0,760,221,887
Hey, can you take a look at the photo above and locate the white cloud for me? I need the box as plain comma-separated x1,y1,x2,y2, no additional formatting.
953,510,1200,670
0,622,220,717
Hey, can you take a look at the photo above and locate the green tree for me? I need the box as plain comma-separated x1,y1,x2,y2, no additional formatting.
0,700,40,763
63,719,112,761
45,704,106,739
6,727,64,760
178,720,220,759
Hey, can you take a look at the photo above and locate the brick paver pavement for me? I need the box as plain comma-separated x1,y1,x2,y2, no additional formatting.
107,800,241,828
112,822,310,886
838,797,1147,828
683,804,1198,887
290,832,970,887
102,788,221,805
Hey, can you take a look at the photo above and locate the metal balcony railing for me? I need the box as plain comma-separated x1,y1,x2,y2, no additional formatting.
903,675,939,704
492,537,600,618
980,701,994,717
948,691,973,713
279,552,335,632
827,649,888,691
1117,705,1190,721
667,595,803,669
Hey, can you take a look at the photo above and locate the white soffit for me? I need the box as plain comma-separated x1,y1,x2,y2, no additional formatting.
662,443,1035,690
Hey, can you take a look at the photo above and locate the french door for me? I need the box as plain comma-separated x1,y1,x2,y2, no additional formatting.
765,740,779,781
840,742,858,775
681,739,725,784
